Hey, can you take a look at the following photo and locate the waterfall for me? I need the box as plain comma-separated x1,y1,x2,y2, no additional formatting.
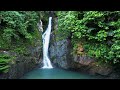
42,17,53,69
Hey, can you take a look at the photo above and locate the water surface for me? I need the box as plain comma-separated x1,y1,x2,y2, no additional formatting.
21,68,101,79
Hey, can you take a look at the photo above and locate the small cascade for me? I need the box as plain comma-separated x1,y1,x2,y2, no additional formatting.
41,17,53,69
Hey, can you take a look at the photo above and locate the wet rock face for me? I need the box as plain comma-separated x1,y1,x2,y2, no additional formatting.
71,55,120,78
73,55,94,66
91,66,113,76
49,16,69,69
0,46,42,79
49,39,70,69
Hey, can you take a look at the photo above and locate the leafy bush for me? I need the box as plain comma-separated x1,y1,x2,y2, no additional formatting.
57,11,120,64
0,54,12,73
0,11,40,49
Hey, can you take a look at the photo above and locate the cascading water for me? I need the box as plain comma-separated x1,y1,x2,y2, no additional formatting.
42,17,53,69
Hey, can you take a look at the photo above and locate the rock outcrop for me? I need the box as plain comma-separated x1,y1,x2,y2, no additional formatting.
0,46,42,79
49,39,71,69
49,16,72,69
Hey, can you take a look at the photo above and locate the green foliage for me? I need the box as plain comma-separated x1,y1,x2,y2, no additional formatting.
0,54,12,73
57,11,77,39
57,11,120,64
0,11,40,49
0,11,42,74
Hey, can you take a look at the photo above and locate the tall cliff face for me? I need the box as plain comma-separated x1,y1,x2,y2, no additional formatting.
49,16,73,69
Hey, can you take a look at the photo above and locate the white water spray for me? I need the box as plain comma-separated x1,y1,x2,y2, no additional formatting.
42,17,53,69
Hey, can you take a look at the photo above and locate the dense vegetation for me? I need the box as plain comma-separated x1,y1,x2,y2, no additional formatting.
0,11,42,73
57,11,120,64
0,11,40,49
